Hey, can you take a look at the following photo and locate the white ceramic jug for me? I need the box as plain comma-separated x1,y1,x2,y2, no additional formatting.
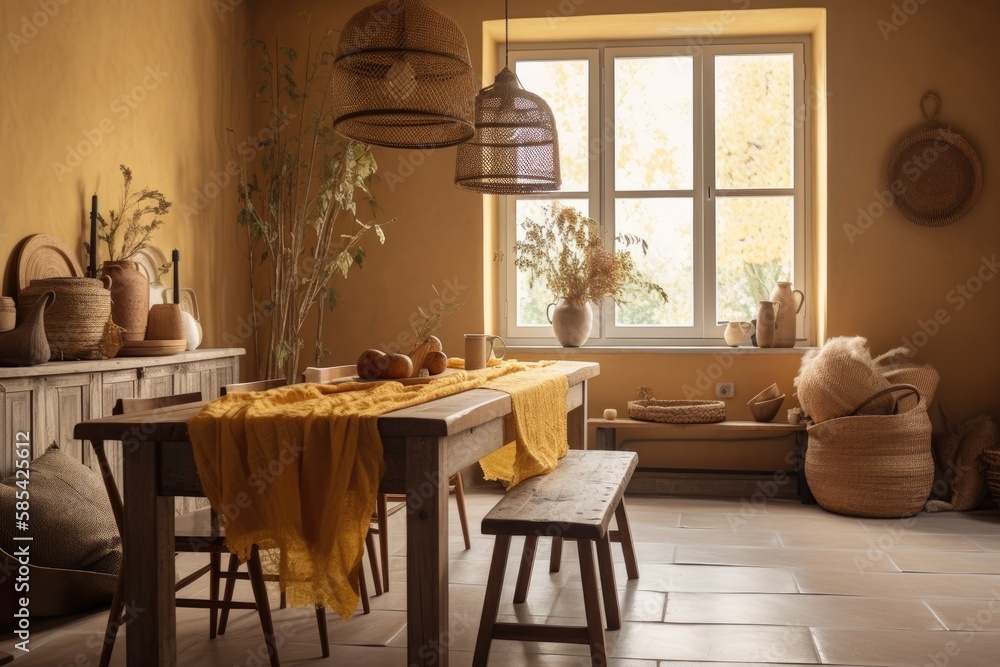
724,321,755,347
770,282,804,348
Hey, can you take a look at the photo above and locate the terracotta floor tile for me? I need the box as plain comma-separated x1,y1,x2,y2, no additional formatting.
664,592,944,629
925,597,1000,631
811,628,1000,667
793,569,1000,600
674,544,901,572
887,550,1000,574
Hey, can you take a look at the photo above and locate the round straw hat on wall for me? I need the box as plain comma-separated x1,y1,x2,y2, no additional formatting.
331,0,478,149
886,93,983,227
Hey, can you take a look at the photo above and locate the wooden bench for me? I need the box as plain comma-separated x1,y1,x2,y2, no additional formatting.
591,417,814,503
473,450,639,667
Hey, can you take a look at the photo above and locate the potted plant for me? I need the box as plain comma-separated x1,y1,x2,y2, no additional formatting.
236,30,393,381
513,204,667,346
90,165,172,342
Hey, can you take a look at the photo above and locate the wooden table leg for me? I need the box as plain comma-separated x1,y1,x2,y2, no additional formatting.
567,380,588,450
123,441,176,666
406,435,449,667
595,426,617,451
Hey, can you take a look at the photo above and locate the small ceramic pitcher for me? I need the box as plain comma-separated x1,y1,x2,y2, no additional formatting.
756,301,781,348
724,321,755,347
770,281,805,348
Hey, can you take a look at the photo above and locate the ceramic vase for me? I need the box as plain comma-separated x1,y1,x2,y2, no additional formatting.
0,291,53,366
756,301,780,348
770,281,805,348
102,260,149,342
547,300,593,347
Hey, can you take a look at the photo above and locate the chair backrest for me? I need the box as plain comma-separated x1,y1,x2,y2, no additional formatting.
302,365,357,384
113,391,203,416
221,378,288,396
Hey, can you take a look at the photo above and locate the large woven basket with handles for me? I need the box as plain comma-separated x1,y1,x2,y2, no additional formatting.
805,384,933,518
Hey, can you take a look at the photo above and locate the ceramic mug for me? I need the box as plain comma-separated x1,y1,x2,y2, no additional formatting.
465,334,506,370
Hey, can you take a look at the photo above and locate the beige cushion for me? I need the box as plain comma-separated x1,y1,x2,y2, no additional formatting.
0,444,120,618
795,337,894,423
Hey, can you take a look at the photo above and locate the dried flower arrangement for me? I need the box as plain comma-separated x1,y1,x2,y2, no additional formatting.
410,285,464,346
87,164,172,262
513,204,667,307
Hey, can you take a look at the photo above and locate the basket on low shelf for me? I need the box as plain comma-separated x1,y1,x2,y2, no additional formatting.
628,399,726,424
984,449,1000,505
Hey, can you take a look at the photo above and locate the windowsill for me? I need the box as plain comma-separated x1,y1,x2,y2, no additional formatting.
506,345,816,355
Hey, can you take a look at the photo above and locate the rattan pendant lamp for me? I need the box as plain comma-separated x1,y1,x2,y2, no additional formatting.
331,0,478,148
454,0,561,194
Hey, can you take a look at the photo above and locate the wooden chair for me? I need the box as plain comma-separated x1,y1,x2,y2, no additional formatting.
302,365,472,592
91,390,330,667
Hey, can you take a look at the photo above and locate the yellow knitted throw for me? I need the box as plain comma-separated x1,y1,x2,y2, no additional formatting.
187,361,568,621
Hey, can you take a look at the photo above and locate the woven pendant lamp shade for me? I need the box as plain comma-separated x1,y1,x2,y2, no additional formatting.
332,0,477,148
455,68,561,194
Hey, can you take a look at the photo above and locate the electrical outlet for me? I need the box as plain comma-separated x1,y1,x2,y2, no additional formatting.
716,382,735,399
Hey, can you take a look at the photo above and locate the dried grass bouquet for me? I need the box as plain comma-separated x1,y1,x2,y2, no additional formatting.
513,204,667,307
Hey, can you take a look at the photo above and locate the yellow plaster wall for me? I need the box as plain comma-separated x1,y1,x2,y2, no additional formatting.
247,2,998,452
0,0,253,376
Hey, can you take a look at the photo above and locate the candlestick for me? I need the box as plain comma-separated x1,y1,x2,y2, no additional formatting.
172,249,180,304
89,193,98,278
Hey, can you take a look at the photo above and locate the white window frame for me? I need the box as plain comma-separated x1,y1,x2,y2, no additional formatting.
499,37,811,346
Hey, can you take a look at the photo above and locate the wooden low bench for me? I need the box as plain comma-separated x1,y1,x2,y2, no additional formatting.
473,450,639,667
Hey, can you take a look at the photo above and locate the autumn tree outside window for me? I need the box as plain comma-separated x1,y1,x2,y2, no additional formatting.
500,39,810,345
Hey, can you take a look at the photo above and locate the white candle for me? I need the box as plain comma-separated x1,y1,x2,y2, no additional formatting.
603,408,617,420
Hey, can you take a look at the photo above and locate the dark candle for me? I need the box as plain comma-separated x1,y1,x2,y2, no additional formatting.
172,249,180,304
89,193,98,278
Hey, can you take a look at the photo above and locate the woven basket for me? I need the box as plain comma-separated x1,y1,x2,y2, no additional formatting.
886,93,982,227
984,449,1000,505
806,385,933,518
17,277,119,360
628,399,726,424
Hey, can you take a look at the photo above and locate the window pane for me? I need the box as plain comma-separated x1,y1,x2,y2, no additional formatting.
614,56,693,191
515,60,590,192
715,196,794,323
715,53,795,189
615,198,694,327
514,199,590,327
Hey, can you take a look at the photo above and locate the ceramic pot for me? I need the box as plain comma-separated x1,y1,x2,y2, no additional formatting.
181,311,202,351
756,301,781,348
546,300,593,347
102,260,149,342
770,281,805,348
147,304,184,341
0,297,15,333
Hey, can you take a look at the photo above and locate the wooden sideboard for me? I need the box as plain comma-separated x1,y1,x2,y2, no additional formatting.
0,349,244,492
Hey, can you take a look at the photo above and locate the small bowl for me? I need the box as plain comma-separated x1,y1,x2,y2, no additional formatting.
749,383,781,404
749,394,786,422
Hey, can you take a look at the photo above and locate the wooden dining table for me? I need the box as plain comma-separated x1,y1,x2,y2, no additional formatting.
73,360,599,667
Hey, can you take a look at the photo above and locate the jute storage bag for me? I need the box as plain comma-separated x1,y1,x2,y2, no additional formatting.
805,385,933,518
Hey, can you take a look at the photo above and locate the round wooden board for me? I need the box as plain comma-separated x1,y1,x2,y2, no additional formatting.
117,339,187,357
17,234,85,293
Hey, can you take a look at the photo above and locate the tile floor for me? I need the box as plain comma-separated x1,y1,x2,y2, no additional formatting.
3,489,1000,666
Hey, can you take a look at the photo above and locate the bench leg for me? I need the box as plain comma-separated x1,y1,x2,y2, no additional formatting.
513,535,538,604
595,534,621,631
217,554,240,634
246,545,280,667
473,535,512,667
366,530,383,596
315,605,330,658
614,499,639,580
577,539,608,666
549,536,563,573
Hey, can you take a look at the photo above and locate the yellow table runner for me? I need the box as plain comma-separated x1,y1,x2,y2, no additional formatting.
187,361,568,621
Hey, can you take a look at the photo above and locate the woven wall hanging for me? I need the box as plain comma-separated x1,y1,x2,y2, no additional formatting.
886,92,982,227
